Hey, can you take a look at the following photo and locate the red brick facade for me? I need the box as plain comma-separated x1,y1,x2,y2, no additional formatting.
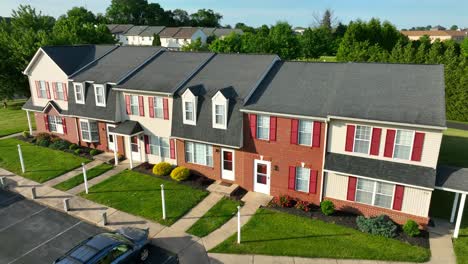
34,108,79,143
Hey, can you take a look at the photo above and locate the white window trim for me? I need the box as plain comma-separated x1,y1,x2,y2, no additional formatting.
256,115,270,141
355,178,396,210
392,129,415,161
153,96,164,119
353,125,372,155
182,90,197,125
212,92,228,129
129,95,139,116
38,81,47,98
185,141,213,167
295,167,310,193
298,120,313,146
149,135,169,158
79,119,99,143
74,83,85,104
94,84,106,107
48,115,63,134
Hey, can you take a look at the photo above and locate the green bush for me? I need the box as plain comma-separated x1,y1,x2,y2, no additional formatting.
320,200,335,216
170,166,190,181
153,162,173,176
49,139,71,150
74,148,82,155
403,219,420,237
22,131,30,138
36,132,51,142
90,149,100,156
38,139,50,147
356,215,397,238
69,144,78,150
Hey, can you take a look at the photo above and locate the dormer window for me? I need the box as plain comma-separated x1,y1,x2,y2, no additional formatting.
182,89,197,125
74,83,84,104
94,84,106,107
212,91,228,129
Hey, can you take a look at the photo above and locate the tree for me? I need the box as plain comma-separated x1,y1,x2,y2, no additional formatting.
106,0,148,24
145,3,173,26
172,9,190,26
321,9,333,31
267,22,300,60
209,32,242,53
235,22,255,33
300,27,334,58
181,38,208,51
461,38,468,57
450,25,458,30
152,34,161,46
190,9,222,27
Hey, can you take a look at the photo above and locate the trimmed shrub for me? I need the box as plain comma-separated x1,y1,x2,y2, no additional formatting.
69,144,78,150
49,139,71,150
294,200,311,212
38,139,50,147
356,215,397,238
50,136,61,143
153,162,173,176
403,219,421,237
36,133,51,142
74,148,82,155
271,195,295,208
170,166,190,181
320,200,335,216
90,149,100,156
22,131,30,138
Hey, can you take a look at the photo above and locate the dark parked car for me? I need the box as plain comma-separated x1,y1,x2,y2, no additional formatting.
54,227,152,264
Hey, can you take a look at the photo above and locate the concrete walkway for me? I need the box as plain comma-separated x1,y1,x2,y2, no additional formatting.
44,159,104,187
68,164,127,195
427,218,457,264
0,132,24,140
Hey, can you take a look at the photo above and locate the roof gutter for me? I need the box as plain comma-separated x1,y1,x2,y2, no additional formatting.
170,136,241,149
239,109,327,122
327,115,447,131
112,87,172,97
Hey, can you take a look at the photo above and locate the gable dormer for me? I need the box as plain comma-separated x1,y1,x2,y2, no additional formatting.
182,88,197,125
212,90,228,129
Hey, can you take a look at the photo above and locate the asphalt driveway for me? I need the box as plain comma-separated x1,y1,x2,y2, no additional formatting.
0,189,176,264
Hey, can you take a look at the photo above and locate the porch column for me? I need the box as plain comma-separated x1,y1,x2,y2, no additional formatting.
113,140,118,166
127,136,133,169
454,193,466,238
26,110,33,135
451,193,460,223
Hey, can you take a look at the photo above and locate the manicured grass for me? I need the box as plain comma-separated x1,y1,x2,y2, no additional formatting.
211,208,430,262
438,128,468,167
0,138,89,183
80,170,209,225
0,99,35,137
54,163,114,191
187,197,242,237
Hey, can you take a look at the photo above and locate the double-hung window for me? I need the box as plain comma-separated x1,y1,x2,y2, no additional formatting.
185,142,213,167
74,83,84,104
80,120,99,142
354,125,371,154
256,115,270,140
55,83,65,100
214,104,225,125
393,130,413,160
48,116,63,134
298,120,313,146
184,101,194,122
153,97,164,118
38,81,47,98
295,167,310,192
130,95,139,115
355,178,394,209
149,136,169,158
94,85,106,107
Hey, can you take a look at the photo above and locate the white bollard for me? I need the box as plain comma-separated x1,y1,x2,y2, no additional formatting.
82,163,88,194
63,198,70,212
17,144,25,173
161,184,166,220
102,212,108,226
237,206,241,244
0,176,5,189
31,187,37,199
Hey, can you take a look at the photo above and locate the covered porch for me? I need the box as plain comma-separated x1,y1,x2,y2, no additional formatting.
108,120,144,169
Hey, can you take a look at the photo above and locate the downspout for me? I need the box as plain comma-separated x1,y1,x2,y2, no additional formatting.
319,121,329,203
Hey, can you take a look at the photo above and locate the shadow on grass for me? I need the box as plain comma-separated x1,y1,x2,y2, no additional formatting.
240,233,352,243
86,187,194,194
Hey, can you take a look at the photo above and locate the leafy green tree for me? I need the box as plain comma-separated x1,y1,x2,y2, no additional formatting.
190,9,222,27
172,9,190,26
145,3,173,26
106,0,148,24
181,37,208,51
152,34,161,46
209,32,242,53
267,22,300,60
235,23,255,33
450,25,458,30
461,38,468,58
300,27,334,58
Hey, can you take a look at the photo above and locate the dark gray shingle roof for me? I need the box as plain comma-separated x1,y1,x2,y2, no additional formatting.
109,121,143,135
436,166,468,192
171,53,278,147
245,61,446,128
173,27,200,39
139,26,165,37
118,51,214,94
325,153,436,188
22,98,44,112
159,27,181,38
110,24,134,34
67,83,118,121
124,26,148,36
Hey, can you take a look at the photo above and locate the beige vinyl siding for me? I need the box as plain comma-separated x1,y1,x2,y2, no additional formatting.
323,172,348,200
327,119,443,169
401,187,432,217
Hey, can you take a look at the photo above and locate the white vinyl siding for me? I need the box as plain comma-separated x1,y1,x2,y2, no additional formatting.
298,120,312,146
80,120,99,142
256,115,270,140
55,82,65,100
153,97,164,118
394,130,414,160
48,115,63,134
185,142,213,167
149,136,169,158
356,178,394,209
38,81,47,98
295,167,310,192
354,125,371,154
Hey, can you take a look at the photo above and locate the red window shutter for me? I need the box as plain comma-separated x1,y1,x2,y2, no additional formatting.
345,125,355,152
46,82,51,99
309,170,318,194
290,119,299,144
288,166,296,190
370,127,382,156
411,132,425,161
35,81,41,98
384,129,396,158
125,95,131,115
170,139,175,159
392,185,405,211
312,121,322,148
269,116,277,141
52,83,58,100
62,117,67,135
347,176,357,201
138,96,144,116
44,115,49,132
148,97,154,118
144,135,150,154
163,98,169,120
249,114,257,139
63,83,68,101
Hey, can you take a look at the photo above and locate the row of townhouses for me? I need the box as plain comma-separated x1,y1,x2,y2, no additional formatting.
22,45,447,227
107,25,243,48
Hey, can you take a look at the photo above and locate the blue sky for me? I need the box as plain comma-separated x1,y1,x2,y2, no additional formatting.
1,0,467,29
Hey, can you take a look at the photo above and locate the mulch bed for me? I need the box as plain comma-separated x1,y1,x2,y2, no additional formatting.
266,204,430,248
133,162,215,191
16,135,96,160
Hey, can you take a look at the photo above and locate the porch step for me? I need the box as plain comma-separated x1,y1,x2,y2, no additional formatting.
93,152,115,163
207,181,239,197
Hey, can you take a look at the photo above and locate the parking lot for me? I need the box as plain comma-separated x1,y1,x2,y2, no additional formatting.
0,189,176,264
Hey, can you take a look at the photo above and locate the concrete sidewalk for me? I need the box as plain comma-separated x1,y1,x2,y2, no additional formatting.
44,159,104,187
68,164,127,195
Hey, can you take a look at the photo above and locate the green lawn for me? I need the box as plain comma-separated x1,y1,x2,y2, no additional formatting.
80,170,209,225
211,208,430,262
0,138,89,183
187,197,242,237
0,99,35,137
54,163,113,191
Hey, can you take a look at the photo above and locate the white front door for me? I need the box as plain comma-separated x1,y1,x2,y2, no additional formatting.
131,136,141,161
253,160,271,195
221,149,235,181
107,124,116,151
